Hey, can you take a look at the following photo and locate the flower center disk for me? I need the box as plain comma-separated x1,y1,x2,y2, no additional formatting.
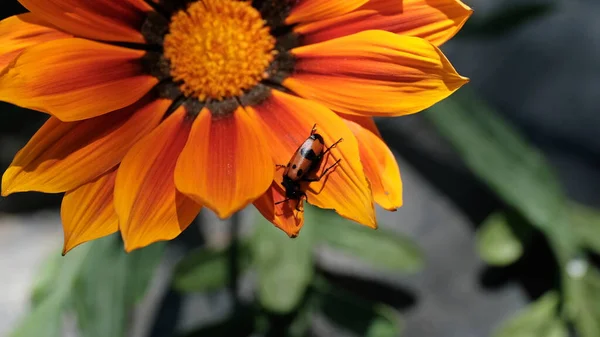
163,0,276,101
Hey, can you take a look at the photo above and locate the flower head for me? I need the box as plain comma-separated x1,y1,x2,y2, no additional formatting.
0,0,471,252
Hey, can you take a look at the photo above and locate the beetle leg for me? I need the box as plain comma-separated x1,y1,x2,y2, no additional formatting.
306,185,319,194
302,159,341,183
275,198,290,205
295,200,304,212
310,123,317,136
275,196,306,209
275,164,287,170
275,198,304,217
322,138,343,156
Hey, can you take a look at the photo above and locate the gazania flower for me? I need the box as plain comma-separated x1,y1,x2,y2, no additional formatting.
0,0,471,253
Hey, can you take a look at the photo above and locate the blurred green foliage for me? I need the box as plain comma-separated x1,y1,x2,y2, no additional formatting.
476,211,527,267
492,292,567,337
174,207,420,336
174,241,252,293
10,237,164,337
428,88,600,337
11,206,421,337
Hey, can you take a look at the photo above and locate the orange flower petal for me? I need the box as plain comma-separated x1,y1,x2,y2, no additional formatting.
18,0,151,43
362,0,469,15
337,114,401,210
285,30,468,117
0,38,158,121
286,0,368,25
248,90,376,229
254,182,304,238
114,107,202,252
337,113,382,138
297,0,473,46
61,168,118,255
0,13,71,70
1,97,170,195
175,107,273,219
344,119,402,211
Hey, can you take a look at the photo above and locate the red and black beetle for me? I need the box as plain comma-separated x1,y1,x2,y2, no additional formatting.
276,124,343,210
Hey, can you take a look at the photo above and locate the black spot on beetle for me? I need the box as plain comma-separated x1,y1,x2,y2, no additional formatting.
297,169,304,177
301,149,317,160
292,164,297,169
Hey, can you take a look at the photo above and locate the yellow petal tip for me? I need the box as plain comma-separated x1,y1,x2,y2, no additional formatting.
61,240,84,255
1,173,14,196
349,210,378,230
123,242,141,253
1,184,24,196
122,236,149,253
122,236,165,253
379,200,403,212
278,223,301,238
459,1,474,13
61,242,76,256
201,196,259,221
211,205,238,220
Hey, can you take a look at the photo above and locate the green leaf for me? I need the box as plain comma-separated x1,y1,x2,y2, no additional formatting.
252,208,315,313
313,208,423,273
566,267,600,337
476,212,527,266
493,291,567,337
73,236,165,337
569,203,600,254
125,242,165,303
10,243,93,337
313,277,403,337
427,91,562,228
10,292,64,337
286,303,312,337
30,251,64,306
426,90,579,262
11,236,163,337
174,241,251,293
73,239,127,337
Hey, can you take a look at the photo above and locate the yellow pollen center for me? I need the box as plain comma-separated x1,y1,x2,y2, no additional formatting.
163,0,276,101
